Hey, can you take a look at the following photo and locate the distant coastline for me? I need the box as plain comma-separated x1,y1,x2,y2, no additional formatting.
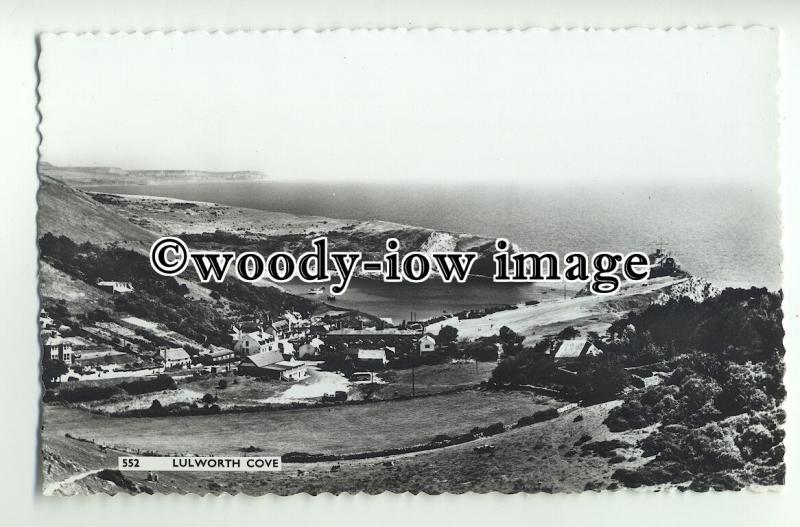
39,161,269,186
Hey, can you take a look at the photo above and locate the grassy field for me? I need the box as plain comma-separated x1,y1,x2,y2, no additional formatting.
374,361,496,398
43,390,558,457
42,400,654,495
71,366,351,414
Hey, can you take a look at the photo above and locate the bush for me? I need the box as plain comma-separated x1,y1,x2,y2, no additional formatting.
577,358,630,404
463,339,501,362
514,408,559,428
557,326,580,340
437,325,458,346
470,422,504,437
581,440,630,458
490,347,554,386
48,384,124,403
118,374,177,395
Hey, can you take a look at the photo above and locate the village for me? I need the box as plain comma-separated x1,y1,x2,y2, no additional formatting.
40,275,608,408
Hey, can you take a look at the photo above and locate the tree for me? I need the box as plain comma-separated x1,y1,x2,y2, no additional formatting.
498,326,524,356
577,357,631,404
463,339,500,362
41,358,68,387
437,325,458,346
557,326,580,340
490,348,554,386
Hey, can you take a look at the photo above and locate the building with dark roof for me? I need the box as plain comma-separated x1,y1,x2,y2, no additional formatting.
238,350,307,381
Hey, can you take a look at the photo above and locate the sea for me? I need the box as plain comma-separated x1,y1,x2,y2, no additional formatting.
89,181,783,321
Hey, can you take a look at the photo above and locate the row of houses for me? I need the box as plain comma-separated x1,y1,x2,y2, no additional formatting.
156,345,308,381
326,328,437,355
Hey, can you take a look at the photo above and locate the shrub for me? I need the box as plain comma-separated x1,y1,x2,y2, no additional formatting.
49,384,124,403
437,325,458,346
736,424,777,461
577,358,630,404
118,374,177,395
514,408,559,428
581,440,630,458
470,422,505,437
557,326,580,340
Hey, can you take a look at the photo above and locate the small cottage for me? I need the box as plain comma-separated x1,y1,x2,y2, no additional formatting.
418,334,436,354
230,326,277,356
96,279,135,294
160,347,191,369
238,350,307,381
357,349,389,369
553,339,602,364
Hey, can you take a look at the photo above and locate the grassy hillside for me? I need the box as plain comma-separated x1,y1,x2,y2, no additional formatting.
44,390,553,457
38,175,156,246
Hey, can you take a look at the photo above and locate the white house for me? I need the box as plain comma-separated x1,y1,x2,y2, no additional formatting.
208,346,236,364
160,347,191,369
282,311,308,329
418,334,436,354
357,349,389,368
96,280,135,294
553,339,602,364
266,319,299,339
43,334,73,364
230,326,277,356
278,340,296,360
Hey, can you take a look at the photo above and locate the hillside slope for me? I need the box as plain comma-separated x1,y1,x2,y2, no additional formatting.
37,176,157,246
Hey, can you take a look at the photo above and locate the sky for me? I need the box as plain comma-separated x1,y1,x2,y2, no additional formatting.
39,28,778,187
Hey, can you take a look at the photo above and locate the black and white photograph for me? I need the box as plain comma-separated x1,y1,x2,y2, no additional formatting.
35,28,785,496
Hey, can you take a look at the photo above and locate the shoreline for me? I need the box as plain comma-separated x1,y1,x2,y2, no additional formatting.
85,188,480,241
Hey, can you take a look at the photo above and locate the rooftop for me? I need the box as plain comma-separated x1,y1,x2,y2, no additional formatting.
162,348,190,361
241,350,284,368
328,328,420,336
553,339,602,360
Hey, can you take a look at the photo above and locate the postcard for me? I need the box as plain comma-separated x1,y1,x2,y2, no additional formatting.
37,28,783,495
